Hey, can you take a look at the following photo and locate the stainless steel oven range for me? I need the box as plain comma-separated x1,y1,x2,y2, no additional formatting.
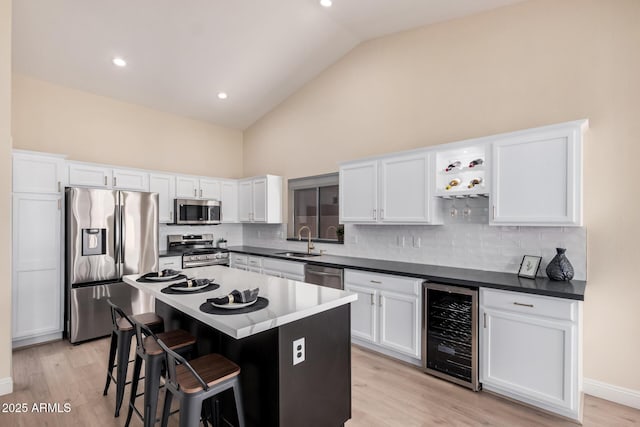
167,234,229,269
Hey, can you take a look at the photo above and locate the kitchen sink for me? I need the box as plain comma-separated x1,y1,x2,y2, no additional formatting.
275,251,322,258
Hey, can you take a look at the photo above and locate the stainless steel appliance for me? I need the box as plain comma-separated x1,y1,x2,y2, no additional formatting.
422,282,479,391
167,234,229,268
174,198,221,225
65,188,159,344
304,265,343,289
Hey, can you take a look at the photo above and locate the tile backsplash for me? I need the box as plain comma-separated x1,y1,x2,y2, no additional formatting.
241,198,587,280
159,223,243,251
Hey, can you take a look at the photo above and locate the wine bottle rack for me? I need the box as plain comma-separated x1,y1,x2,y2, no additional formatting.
435,144,488,198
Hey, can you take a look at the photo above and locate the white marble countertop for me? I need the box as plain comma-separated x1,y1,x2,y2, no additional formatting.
123,266,357,339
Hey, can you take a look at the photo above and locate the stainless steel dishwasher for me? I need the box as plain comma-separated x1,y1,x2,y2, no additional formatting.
304,265,344,289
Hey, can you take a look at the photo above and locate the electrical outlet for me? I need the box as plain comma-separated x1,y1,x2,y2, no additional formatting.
413,236,421,248
293,337,305,365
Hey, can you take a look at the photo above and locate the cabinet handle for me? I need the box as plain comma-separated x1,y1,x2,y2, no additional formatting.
483,312,486,328
194,188,197,197
104,176,108,186
57,199,61,210
378,295,382,307
372,208,376,219
113,177,117,187
370,280,382,284
370,294,375,305
57,181,61,192
513,302,534,308
380,209,384,220
492,205,496,220
199,189,202,197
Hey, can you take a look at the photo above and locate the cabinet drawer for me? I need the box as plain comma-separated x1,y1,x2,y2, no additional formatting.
345,269,421,296
247,256,263,267
481,288,577,321
230,254,248,265
262,258,305,276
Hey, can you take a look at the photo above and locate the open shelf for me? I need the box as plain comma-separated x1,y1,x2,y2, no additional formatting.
435,144,488,198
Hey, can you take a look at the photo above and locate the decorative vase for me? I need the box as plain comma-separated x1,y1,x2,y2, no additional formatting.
546,248,574,281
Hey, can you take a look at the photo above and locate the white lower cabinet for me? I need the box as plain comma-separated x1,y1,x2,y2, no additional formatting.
262,258,305,281
345,269,422,363
229,253,248,271
159,256,182,271
12,193,63,347
480,288,582,421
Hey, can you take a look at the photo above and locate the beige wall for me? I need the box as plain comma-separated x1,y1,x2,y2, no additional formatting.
245,0,640,391
0,0,12,387
12,74,243,178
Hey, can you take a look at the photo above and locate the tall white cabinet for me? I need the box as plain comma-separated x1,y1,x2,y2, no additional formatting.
238,175,283,223
149,173,176,223
12,151,66,347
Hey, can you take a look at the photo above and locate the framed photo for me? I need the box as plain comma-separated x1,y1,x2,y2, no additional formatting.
518,255,542,279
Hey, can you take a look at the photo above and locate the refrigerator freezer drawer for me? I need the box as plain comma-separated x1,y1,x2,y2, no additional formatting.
68,281,155,344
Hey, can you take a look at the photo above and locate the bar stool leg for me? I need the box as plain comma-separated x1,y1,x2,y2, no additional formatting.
143,355,164,427
103,331,118,396
179,397,202,427
232,380,246,427
115,329,133,417
125,354,143,427
160,389,173,427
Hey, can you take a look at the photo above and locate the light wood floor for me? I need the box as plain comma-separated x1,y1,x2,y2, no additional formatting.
0,338,638,426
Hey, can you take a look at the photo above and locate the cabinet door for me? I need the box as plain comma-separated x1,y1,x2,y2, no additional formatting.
340,161,378,223
176,176,199,198
68,163,111,188
149,173,176,223
199,178,221,200
252,178,267,223
12,194,62,339
220,181,239,223
13,153,64,194
491,124,582,226
379,290,421,358
380,153,430,223
238,180,253,222
345,284,377,343
480,308,578,417
111,168,149,191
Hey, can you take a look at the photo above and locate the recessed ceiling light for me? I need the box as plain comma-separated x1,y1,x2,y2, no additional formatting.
217,92,228,100
112,57,127,67
320,0,332,7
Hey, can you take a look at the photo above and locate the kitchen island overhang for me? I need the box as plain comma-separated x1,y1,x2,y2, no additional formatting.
123,266,357,427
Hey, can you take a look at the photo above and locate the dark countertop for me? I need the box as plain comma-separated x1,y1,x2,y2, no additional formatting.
227,245,586,301
159,250,183,258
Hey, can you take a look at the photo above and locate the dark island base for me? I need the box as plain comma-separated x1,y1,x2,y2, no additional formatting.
156,300,352,427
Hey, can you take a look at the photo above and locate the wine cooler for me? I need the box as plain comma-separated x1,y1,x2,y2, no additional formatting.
422,282,479,391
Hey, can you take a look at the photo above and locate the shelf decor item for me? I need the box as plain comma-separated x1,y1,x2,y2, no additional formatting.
546,248,574,281
518,255,542,279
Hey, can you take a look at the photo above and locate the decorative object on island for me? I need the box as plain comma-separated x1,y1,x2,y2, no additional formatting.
518,255,542,279
546,248,575,281
445,178,461,190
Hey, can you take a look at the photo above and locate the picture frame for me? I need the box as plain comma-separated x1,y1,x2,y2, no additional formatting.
518,255,542,279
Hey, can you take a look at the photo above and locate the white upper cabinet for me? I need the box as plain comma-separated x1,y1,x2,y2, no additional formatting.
340,160,378,223
239,175,283,223
68,162,149,191
68,163,112,188
112,168,149,191
490,120,586,226
176,176,199,198
199,178,221,200
149,173,176,223
220,181,239,223
13,151,65,194
340,153,441,224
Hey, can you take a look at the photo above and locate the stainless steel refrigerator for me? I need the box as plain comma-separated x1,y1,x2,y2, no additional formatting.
65,187,159,343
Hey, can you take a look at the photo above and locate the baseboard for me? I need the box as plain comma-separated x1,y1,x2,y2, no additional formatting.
584,378,640,410
0,377,13,396
12,332,63,349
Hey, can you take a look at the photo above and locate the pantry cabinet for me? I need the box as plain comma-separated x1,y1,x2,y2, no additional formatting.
149,173,176,223
340,152,441,224
238,175,283,224
490,120,586,226
480,288,582,421
220,180,239,223
345,269,422,363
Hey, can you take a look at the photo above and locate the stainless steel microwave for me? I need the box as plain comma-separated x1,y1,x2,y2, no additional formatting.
174,199,221,225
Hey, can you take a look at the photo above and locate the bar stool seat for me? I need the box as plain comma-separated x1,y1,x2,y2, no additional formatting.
103,300,164,418
126,323,197,427
158,339,245,427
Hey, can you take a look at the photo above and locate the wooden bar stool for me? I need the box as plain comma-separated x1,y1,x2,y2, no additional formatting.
125,320,197,427
157,339,245,427
103,299,164,417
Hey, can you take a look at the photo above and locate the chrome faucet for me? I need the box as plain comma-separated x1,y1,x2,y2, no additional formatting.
298,226,315,255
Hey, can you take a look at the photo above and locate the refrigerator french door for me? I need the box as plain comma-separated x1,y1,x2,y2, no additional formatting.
66,188,159,343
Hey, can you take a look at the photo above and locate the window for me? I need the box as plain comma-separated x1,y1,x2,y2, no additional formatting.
288,173,341,242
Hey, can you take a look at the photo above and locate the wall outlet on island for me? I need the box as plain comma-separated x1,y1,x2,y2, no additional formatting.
293,337,305,366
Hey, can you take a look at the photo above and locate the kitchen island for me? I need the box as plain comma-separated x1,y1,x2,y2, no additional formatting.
124,266,357,427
